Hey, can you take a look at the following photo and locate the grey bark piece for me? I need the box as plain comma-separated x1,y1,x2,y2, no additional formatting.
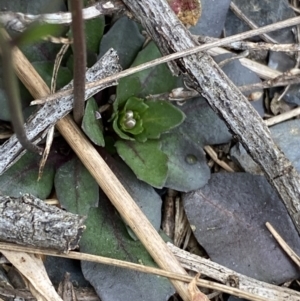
122,0,300,233
0,194,86,252
0,49,121,175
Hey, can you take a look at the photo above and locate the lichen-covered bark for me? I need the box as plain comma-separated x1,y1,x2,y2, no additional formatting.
0,194,86,252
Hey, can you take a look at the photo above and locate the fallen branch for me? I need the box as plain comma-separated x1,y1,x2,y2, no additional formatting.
121,0,300,235
168,243,300,301
0,0,124,32
0,194,86,252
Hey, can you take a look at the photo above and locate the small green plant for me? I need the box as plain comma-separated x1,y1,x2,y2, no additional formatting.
81,41,188,188
111,96,185,188
112,96,185,142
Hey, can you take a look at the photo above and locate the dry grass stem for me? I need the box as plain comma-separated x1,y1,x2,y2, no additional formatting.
204,146,235,172
265,107,300,127
266,222,300,268
230,2,278,43
0,242,272,301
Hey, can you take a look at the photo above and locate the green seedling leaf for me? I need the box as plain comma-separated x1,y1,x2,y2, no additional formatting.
112,114,134,140
112,77,141,113
115,140,168,188
161,131,211,192
130,42,178,96
85,17,105,54
32,61,72,90
82,98,105,147
124,96,149,112
0,152,54,199
115,97,148,137
135,100,186,142
15,24,62,46
54,156,99,216
99,16,145,69
116,41,177,107
80,199,174,301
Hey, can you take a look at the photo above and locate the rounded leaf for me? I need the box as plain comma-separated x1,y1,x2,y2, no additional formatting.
115,140,168,188
82,98,105,147
135,100,186,142
0,152,54,199
54,157,99,216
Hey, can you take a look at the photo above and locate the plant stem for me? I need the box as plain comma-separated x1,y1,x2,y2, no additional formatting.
69,0,86,124
0,29,41,154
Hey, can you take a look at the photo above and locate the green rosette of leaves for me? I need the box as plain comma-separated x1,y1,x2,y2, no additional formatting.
113,96,185,142
112,96,186,188
113,97,148,140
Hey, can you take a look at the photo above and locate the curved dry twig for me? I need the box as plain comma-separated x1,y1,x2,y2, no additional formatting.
0,0,124,32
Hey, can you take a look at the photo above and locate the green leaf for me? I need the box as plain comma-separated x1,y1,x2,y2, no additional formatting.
85,17,105,54
0,152,54,198
99,16,145,69
113,77,141,112
135,100,186,142
124,96,149,112
15,24,63,46
160,131,211,192
21,41,63,62
54,157,99,216
112,114,135,140
116,41,178,107
80,200,174,301
115,140,168,188
104,155,163,232
116,97,149,136
82,98,105,147
32,61,72,90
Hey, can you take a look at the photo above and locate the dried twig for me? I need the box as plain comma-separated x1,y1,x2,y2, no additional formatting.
230,2,278,43
197,35,300,52
203,146,235,172
266,222,300,268
168,243,300,301
265,106,300,127
239,69,300,92
0,0,124,32
0,194,86,252
0,242,280,301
